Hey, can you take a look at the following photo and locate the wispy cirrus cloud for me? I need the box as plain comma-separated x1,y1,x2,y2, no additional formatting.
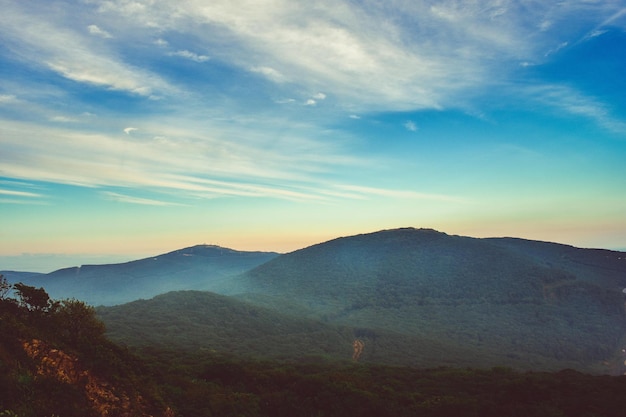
0,94,18,104
404,121,418,132
49,115,78,123
0,186,46,205
250,66,286,83
169,50,210,63
0,117,356,202
1,1,624,208
0,115,437,205
0,2,173,98
85,0,625,117
101,191,182,206
526,84,626,134
0,189,43,198
87,24,112,39
334,184,466,203
4,0,622,120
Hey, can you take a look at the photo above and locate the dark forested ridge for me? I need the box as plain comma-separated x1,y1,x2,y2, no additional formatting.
97,290,357,359
227,228,626,372
2,245,278,306
97,290,488,368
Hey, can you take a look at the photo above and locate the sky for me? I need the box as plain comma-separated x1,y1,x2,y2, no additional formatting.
1,0,626,272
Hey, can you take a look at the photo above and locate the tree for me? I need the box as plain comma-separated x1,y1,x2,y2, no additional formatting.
56,299,106,345
0,274,10,299
13,283,56,313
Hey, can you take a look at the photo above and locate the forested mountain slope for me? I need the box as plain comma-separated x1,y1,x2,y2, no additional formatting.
7,276,626,417
97,290,492,368
233,228,626,372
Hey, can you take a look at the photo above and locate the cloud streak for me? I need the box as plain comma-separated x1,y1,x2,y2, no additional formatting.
0,189,43,198
334,184,466,203
101,191,182,206
87,24,112,39
404,121,418,132
526,84,626,134
170,50,210,63
0,2,173,98
76,0,624,120
0,117,365,202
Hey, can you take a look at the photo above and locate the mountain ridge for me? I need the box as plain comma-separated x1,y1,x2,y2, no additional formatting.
94,227,626,373
3,244,279,305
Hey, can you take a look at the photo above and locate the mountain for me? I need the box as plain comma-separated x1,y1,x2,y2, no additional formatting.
0,270,44,282
5,245,278,306
97,228,626,372
230,228,626,371
8,228,626,372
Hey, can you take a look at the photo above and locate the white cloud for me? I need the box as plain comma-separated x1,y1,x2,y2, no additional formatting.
0,118,362,202
101,191,180,206
1,0,624,206
0,94,18,103
250,66,286,83
274,98,296,104
598,7,626,27
64,0,625,113
404,121,418,132
587,29,608,39
0,3,173,98
544,41,569,57
170,50,210,62
526,84,626,134
0,189,43,198
87,24,112,38
302,93,326,106
334,184,465,203
50,115,78,123
0,186,46,205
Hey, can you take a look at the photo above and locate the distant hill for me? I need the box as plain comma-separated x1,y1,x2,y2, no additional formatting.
5,245,278,306
0,270,44,281
97,228,626,372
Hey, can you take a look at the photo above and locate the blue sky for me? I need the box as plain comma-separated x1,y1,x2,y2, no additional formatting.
1,0,625,272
